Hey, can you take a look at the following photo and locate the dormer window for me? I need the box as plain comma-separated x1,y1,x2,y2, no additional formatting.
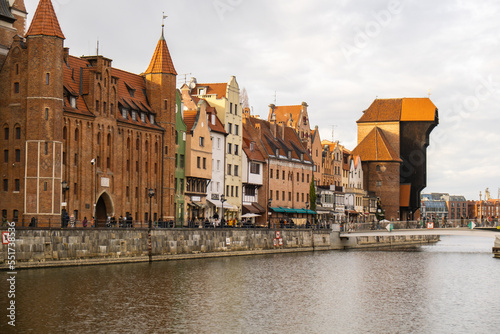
211,114,215,125
131,110,137,121
70,96,77,108
150,114,155,124
250,142,254,151
140,112,146,123
198,88,205,95
288,151,291,159
122,108,128,119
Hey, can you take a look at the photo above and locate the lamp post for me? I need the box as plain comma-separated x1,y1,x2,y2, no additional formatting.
268,198,272,229
306,201,309,228
148,188,155,229
90,158,96,223
220,194,226,227
61,180,69,228
148,187,155,262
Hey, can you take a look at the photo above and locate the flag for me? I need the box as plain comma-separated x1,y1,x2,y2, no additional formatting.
468,221,476,229
386,223,393,232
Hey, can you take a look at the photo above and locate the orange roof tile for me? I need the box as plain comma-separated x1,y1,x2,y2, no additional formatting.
183,110,198,133
358,98,437,123
144,31,177,75
26,0,65,39
269,105,302,125
193,83,227,99
352,127,402,162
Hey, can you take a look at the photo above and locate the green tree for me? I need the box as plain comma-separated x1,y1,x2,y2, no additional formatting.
309,175,317,211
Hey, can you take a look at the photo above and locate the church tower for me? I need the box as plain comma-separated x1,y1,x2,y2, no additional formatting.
23,0,65,221
144,23,177,220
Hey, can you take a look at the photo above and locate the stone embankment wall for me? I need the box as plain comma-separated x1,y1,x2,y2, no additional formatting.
0,228,438,269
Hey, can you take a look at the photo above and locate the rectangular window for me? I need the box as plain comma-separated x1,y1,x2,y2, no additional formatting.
302,173,304,182
217,138,221,149
235,124,239,135
3,179,8,191
297,192,299,202
164,99,168,110
234,165,238,176
4,128,8,140
180,154,185,168
236,186,238,197
228,123,232,134
227,164,232,175
276,190,279,200
46,73,50,85
3,150,7,163
269,190,273,200
14,82,19,93
302,193,304,202
15,127,20,139
15,149,20,162
276,170,279,180
165,146,168,154
226,185,230,196
282,191,285,201
230,102,233,114
270,169,273,178
288,192,292,201
217,160,220,171
175,154,178,168
203,157,206,169
199,136,204,147
282,170,285,180
45,108,49,120
250,162,260,174
228,143,232,154
307,174,310,183
122,108,128,119
235,105,238,115
234,145,239,155
44,182,47,191
231,186,234,197
135,187,138,198
96,100,100,112
107,157,110,169
197,156,201,168
14,179,20,192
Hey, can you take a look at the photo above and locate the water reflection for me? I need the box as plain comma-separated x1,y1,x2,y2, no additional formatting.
1,236,499,333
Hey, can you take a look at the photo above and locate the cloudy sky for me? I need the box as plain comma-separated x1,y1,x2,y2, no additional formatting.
25,0,500,200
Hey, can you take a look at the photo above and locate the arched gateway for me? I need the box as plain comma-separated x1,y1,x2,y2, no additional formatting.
95,192,114,227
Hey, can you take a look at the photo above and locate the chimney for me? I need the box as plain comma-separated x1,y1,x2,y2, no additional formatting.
269,104,276,122
63,47,70,64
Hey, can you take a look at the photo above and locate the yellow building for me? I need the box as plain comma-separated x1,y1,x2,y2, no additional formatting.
189,76,242,220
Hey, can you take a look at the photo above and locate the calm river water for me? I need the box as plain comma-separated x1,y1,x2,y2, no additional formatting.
1,236,499,333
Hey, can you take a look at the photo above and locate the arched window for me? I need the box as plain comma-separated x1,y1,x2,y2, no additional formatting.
127,137,130,149
155,142,158,154
145,140,148,152
97,132,101,145
74,128,79,141
63,126,67,140
136,138,139,150
107,134,111,146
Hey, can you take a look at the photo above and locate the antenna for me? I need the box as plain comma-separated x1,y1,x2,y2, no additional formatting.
96,39,99,55
331,125,338,142
177,73,192,85
273,91,277,104
427,89,432,97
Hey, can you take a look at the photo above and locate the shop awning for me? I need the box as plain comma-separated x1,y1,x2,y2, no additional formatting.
270,207,285,213
243,204,260,214
207,199,238,211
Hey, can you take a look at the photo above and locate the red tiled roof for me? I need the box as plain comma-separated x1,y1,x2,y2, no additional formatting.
269,105,302,125
26,0,65,39
358,98,437,123
144,33,177,75
183,110,198,133
352,127,402,162
193,83,227,99
242,125,265,163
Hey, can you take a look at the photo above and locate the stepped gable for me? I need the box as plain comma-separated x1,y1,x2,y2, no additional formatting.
25,0,65,39
352,127,402,162
144,29,176,75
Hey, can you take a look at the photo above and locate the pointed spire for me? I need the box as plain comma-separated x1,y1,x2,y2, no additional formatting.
26,0,65,39
145,19,176,75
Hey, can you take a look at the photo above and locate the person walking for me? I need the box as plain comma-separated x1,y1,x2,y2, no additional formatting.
82,217,88,228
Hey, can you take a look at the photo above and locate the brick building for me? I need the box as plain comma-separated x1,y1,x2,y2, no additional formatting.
352,98,439,220
0,0,177,225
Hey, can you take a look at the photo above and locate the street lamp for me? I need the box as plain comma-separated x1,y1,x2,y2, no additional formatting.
61,180,69,228
148,188,155,229
90,158,96,222
305,201,309,228
268,198,272,229
220,194,226,227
